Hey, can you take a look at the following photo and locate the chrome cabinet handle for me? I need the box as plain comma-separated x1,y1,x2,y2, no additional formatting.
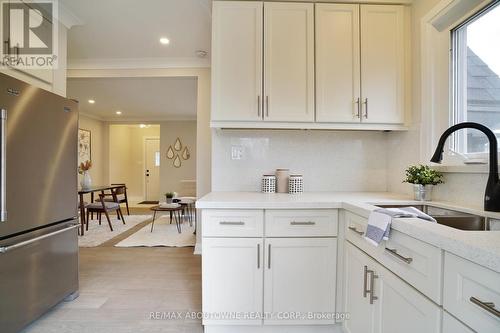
267,244,271,269
290,221,316,226
363,98,368,119
470,297,500,317
0,224,79,254
363,265,369,298
354,98,361,118
265,96,269,117
257,95,261,118
385,248,413,264
348,226,364,235
367,269,379,304
257,244,260,269
0,109,6,222
219,221,245,225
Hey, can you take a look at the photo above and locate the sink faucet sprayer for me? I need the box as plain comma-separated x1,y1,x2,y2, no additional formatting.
431,122,500,212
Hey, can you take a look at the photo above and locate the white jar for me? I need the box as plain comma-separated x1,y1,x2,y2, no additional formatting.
261,175,276,193
289,175,303,194
275,169,289,193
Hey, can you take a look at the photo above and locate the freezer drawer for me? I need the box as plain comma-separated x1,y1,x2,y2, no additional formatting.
0,222,79,333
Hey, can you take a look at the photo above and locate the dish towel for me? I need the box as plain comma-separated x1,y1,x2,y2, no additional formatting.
364,207,436,246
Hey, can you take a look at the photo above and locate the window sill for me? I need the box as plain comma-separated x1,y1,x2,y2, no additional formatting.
431,164,494,174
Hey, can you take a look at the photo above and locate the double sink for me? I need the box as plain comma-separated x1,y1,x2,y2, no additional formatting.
376,204,488,231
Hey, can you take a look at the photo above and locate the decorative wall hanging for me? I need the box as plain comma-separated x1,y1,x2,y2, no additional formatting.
174,138,182,151
173,154,182,168
78,128,91,166
182,146,190,160
166,138,190,168
166,146,174,159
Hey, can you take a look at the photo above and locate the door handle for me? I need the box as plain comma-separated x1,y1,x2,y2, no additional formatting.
348,226,364,235
363,98,368,119
385,247,413,264
363,265,369,298
1,109,6,222
354,98,361,118
257,95,261,118
290,221,316,226
257,244,261,269
265,96,269,117
267,243,271,269
366,268,379,304
470,297,500,317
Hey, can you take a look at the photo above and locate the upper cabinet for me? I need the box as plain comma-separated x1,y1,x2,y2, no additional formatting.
211,1,409,130
316,4,405,124
263,2,314,122
211,1,263,122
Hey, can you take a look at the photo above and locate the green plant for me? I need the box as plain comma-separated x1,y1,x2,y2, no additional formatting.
403,165,444,185
165,192,177,198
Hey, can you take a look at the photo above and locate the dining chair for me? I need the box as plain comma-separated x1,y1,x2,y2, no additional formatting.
86,189,126,231
96,184,130,215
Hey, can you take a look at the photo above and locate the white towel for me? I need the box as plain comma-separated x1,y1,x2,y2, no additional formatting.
364,207,436,246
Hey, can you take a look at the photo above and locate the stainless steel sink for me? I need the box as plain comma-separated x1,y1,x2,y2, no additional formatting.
376,204,486,231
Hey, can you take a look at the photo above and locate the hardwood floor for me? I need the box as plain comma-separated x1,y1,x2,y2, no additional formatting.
23,208,202,333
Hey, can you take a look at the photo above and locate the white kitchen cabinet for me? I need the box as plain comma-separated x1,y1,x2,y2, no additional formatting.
263,2,315,122
344,242,376,333
360,5,405,124
344,242,441,333
211,1,263,121
263,238,337,325
443,312,474,333
202,237,264,325
315,4,361,123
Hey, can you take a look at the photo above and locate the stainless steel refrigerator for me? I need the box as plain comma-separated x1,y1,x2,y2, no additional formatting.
0,73,79,333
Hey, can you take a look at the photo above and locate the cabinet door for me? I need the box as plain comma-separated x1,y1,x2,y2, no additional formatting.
263,2,314,122
372,256,441,333
264,238,336,325
360,5,404,124
202,237,264,325
344,242,376,333
316,4,361,123
211,1,263,121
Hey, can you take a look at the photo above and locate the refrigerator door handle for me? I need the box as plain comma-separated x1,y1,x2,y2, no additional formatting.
0,223,79,254
1,109,6,222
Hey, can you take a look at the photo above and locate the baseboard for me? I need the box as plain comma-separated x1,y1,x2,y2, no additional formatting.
194,242,202,255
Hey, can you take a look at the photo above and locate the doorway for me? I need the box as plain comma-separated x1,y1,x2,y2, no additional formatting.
144,137,160,201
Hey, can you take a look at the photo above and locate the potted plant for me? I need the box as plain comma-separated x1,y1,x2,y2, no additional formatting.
165,191,177,204
403,165,444,201
78,160,92,189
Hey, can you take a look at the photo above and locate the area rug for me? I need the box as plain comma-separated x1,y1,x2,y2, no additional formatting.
78,215,152,247
137,200,159,204
115,216,195,248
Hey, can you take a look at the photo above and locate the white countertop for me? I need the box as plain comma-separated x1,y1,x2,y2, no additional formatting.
197,191,500,273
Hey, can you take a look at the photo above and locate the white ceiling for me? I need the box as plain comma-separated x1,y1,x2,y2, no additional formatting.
61,0,211,67
67,77,198,121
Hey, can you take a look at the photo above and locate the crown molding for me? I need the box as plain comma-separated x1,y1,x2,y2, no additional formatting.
58,1,84,29
68,57,210,70
79,111,196,123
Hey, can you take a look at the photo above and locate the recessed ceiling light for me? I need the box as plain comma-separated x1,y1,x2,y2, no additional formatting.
88,99,95,104
159,37,170,45
115,111,122,115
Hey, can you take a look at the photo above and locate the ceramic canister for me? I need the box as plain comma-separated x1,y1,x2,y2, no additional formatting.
275,168,290,193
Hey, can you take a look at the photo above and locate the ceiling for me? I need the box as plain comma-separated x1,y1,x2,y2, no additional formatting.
67,77,198,121
61,0,211,67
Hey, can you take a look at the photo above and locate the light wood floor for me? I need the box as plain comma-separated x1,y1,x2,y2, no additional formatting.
23,208,202,333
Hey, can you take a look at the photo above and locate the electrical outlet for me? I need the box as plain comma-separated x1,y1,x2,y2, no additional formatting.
231,146,244,160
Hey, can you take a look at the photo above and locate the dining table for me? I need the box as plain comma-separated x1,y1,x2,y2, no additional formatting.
78,184,124,236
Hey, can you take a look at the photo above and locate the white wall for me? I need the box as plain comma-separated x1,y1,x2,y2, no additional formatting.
212,130,388,192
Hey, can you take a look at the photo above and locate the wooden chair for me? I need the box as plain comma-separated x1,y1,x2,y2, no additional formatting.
96,184,130,215
86,189,126,231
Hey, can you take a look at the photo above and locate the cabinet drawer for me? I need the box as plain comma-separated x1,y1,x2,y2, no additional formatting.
443,312,474,333
265,210,338,237
344,211,443,304
443,252,500,333
202,210,264,237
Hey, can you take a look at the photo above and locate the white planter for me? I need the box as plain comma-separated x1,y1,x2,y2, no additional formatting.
413,184,433,201
80,171,92,189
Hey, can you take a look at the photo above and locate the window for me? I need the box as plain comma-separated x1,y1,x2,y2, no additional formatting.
452,2,500,155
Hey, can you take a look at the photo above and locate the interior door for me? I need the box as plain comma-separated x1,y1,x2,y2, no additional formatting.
263,2,315,122
144,138,160,201
360,5,404,124
264,238,337,325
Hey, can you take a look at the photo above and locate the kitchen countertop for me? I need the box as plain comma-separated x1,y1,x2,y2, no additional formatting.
197,191,500,273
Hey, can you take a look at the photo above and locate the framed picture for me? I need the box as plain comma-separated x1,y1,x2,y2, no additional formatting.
78,128,91,165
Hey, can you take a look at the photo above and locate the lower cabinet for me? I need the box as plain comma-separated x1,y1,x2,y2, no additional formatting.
202,236,337,326
344,242,441,333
